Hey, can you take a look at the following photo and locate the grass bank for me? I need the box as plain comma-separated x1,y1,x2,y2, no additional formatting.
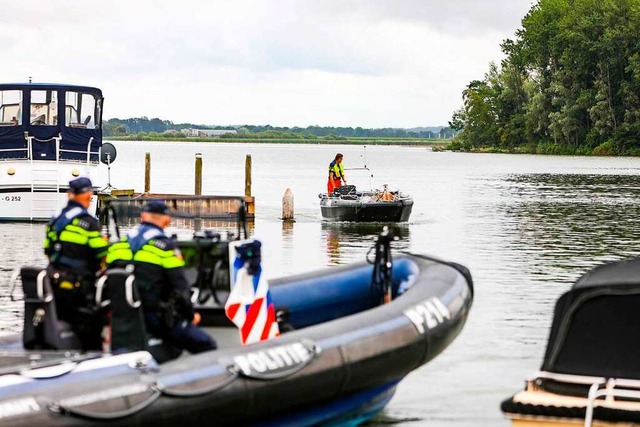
439,140,640,156
107,135,449,146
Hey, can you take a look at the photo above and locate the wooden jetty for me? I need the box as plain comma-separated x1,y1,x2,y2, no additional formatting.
97,153,255,220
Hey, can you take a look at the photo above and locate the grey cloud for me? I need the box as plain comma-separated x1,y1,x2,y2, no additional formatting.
0,0,533,77
0,0,535,126
302,0,535,34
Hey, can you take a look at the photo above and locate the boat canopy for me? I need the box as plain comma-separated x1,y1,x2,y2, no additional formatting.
541,259,640,379
0,83,103,162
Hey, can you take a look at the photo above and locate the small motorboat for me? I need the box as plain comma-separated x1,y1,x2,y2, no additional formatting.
501,258,640,427
0,208,472,426
319,185,414,222
0,83,115,221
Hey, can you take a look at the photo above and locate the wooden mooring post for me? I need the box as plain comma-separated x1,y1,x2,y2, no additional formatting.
144,152,151,193
244,154,255,217
245,154,252,197
282,188,294,221
195,153,203,196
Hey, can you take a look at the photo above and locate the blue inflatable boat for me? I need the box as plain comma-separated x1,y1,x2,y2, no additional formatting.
0,229,473,426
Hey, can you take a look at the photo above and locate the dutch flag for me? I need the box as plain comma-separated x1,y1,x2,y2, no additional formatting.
224,240,280,345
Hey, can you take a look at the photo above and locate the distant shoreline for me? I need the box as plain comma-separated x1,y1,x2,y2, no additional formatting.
106,136,449,146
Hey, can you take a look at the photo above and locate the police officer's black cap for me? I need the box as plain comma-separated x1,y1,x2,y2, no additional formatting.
142,201,171,215
68,177,93,194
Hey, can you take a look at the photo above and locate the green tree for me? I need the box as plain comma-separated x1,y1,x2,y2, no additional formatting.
451,0,640,154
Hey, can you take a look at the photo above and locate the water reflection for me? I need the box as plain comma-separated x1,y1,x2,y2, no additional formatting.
4,143,640,426
281,220,294,239
321,222,411,265
502,174,640,275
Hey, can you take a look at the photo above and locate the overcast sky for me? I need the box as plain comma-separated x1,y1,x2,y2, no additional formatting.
1,1,534,128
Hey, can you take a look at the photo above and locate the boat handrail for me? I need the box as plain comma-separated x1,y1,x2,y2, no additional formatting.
527,370,640,427
58,136,99,165
24,134,60,165
36,270,53,303
527,371,608,388
7,269,22,301
86,137,96,163
529,371,640,390
0,147,29,157
585,378,640,427
24,133,99,165
0,133,31,159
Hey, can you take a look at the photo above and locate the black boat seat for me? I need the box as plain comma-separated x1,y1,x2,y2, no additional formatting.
97,268,181,363
21,267,81,350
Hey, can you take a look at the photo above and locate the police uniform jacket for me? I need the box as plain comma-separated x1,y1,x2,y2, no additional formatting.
107,222,194,322
44,200,108,279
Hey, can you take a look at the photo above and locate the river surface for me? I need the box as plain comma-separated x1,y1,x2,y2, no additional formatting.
1,141,640,426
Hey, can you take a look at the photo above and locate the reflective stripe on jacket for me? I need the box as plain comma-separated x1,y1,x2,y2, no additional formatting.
107,223,185,269
44,201,107,274
106,222,191,320
328,161,345,181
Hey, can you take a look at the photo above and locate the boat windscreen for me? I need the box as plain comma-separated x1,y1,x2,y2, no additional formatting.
29,90,58,126
65,91,100,129
0,89,22,126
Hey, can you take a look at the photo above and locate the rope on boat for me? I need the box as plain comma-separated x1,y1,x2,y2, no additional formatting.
48,384,162,420
46,344,319,421
156,364,240,397
29,136,59,143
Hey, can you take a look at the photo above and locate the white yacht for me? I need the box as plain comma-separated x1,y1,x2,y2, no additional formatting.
0,83,105,221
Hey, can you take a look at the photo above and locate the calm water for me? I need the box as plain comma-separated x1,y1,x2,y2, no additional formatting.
2,141,640,426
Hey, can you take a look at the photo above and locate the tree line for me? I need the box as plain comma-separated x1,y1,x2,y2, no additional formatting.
450,0,640,155
104,117,456,139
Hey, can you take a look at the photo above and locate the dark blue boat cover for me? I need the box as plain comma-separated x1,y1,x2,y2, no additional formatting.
0,83,102,161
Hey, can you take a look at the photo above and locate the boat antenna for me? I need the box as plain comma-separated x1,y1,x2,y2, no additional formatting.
363,144,367,169
363,145,373,190
362,145,373,190
28,76,32,84
345,145,374,190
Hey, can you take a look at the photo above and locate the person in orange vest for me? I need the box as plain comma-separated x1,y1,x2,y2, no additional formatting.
327,153,347,195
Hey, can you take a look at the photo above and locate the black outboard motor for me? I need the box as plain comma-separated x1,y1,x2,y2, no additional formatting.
369,227,396,304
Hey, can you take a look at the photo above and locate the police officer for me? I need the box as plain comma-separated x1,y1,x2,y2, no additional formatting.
44,177,108,350
107,201,216,355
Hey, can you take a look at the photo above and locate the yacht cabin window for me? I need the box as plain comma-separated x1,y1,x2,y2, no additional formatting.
65,92,100,129
0,90,22,126
30,90,58,126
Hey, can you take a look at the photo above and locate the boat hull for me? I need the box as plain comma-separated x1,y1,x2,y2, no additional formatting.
503,399,640,427
320,198,413,222
0,253,472,426
0,160,99,221
502,387,640,427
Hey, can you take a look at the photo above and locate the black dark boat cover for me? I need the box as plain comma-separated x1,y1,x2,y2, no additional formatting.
541,258,640,380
